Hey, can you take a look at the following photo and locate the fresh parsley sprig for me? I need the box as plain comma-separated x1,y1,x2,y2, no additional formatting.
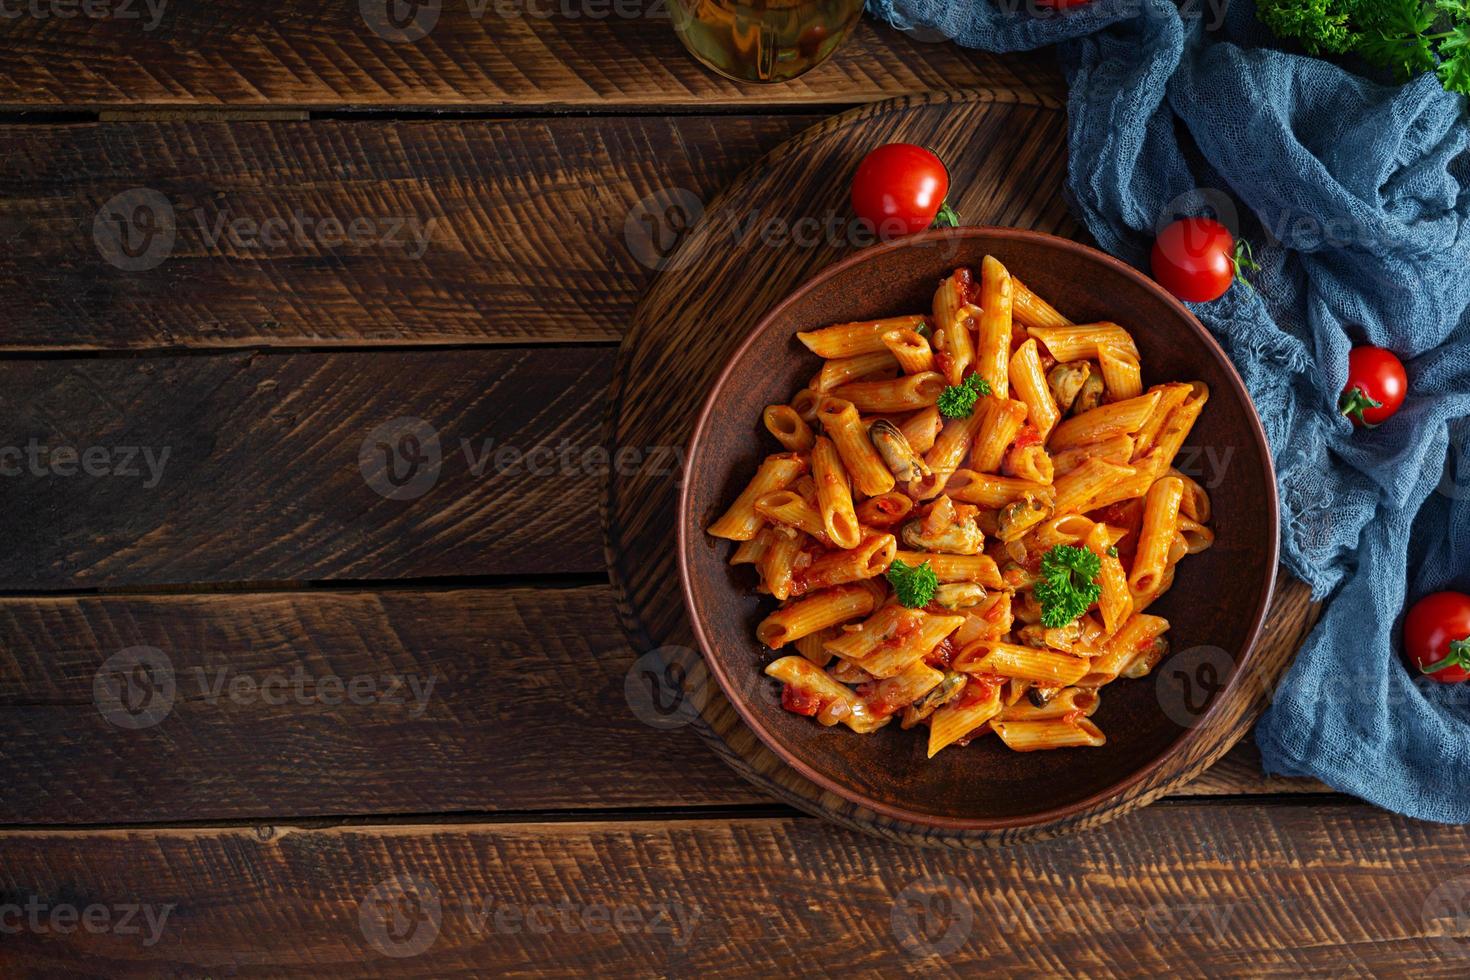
886,558,939,609
1258,0,1470,96
936,374,992,419
1034,545,1103,629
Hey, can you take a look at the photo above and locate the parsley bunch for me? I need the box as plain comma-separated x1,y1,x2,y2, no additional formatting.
1258,0,1470,95
1034,545,1103,629
937,374,992,419
886,558,939,608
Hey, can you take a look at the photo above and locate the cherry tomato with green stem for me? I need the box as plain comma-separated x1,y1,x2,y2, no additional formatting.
1340,345,1407,427
1404,591,1470,684
1150,217,1258,303
851,143,960,240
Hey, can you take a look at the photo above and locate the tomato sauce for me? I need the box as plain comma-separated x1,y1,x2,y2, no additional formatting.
956,673,1004,708
782,685,826,717
925,635,957,670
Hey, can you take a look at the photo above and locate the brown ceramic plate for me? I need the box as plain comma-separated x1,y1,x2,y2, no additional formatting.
678,228,1278,830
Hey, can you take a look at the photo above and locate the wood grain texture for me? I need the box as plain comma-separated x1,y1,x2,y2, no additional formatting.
0,116,817,350
0,586,759,823
605,91,1320,846
0,3,1064,110
0,348,618,588
0,584,1326,825
0,806,1464,977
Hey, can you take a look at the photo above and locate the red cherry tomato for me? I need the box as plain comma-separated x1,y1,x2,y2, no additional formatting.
1150,217,1254,303
851,143,959,240
1404,591,1470,684
1340,345,1407,427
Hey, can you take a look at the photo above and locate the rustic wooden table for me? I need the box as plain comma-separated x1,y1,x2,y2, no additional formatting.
1,5,1466,976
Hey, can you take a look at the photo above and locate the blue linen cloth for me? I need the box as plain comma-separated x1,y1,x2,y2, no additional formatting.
869,0,1470,821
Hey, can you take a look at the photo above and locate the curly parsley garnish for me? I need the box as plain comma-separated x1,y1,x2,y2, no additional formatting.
886,558,939,608
936,374,992,419
1035,545,1103,628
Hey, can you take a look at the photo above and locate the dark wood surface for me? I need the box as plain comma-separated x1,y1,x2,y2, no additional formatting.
0,5,1453,975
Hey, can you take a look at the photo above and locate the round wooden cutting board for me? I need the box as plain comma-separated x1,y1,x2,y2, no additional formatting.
603,89,1316,847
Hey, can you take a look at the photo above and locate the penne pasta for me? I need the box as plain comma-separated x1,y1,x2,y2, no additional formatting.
1009,338,1061,440
927,676,1005,757
975,256,1014,397
708,453,809,541
992,717,1106,751
1097,345,1143,400
1048,390,1162,452
882,328,935,375
1010,277,1073,330
955,640,1092,687
756,585,878,650
797,315,927,358
829,372,947,414
945,469,1055,509
763,404,815,452
894,550,1004,588
1129,476,1185,595
932,270,976,386
817,396,895,496
969,397,1028,473
713,264,1214,757
1028,321,1140,362
998,686,1099,721
811,436,862,550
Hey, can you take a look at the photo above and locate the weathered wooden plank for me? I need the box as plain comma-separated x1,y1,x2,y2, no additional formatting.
0,807,1461,976
0,116,817,349
0,348,626,588
0,3,1064,110
0,585,757,823
0,584,1328,825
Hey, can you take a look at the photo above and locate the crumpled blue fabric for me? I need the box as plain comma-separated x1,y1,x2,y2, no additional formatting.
869,0,1470,821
